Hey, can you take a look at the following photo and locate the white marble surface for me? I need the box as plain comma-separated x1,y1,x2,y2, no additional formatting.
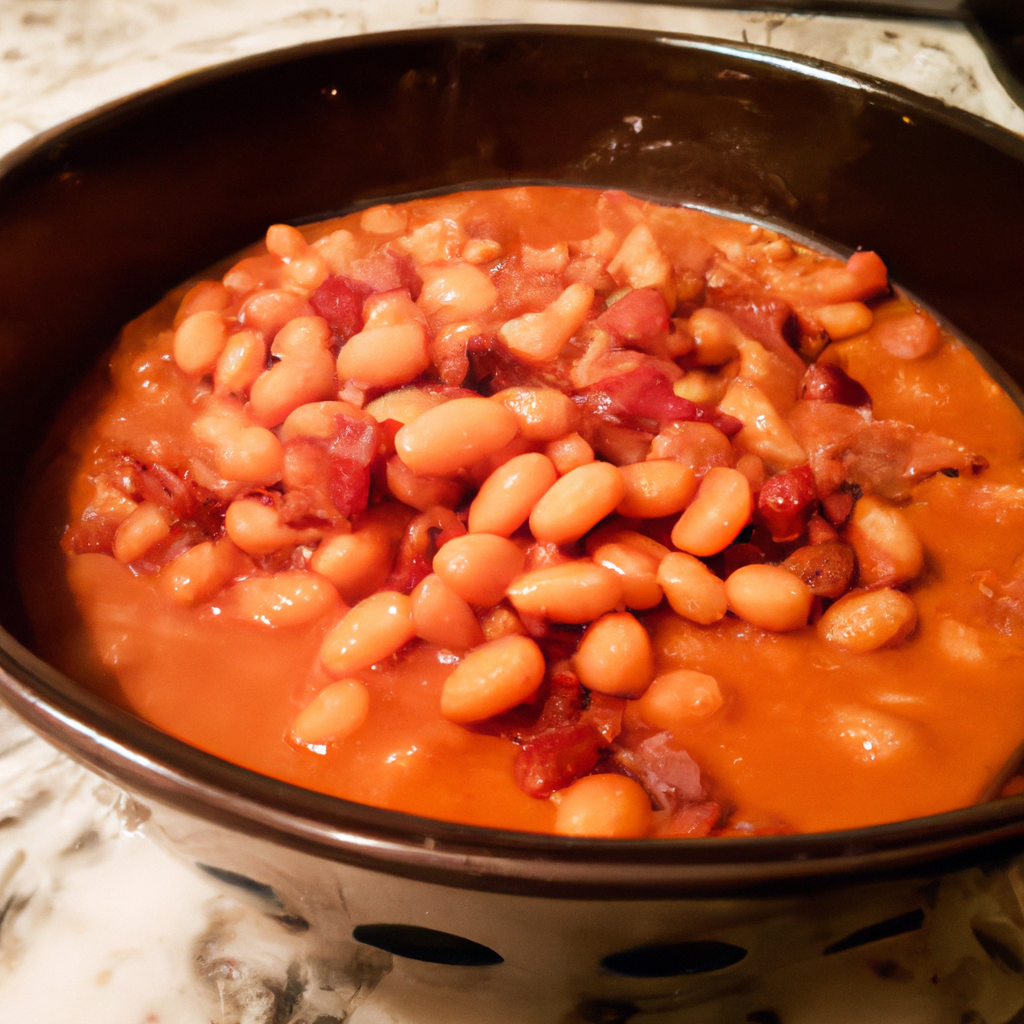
0,0,1023,156
1,2,1023,1022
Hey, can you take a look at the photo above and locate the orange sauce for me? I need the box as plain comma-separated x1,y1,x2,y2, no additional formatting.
19,186,1024,836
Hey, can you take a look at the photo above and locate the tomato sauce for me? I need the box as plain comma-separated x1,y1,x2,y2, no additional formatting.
19,186,1024,837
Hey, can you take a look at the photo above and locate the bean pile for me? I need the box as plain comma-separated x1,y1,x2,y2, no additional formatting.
50,187,1012,839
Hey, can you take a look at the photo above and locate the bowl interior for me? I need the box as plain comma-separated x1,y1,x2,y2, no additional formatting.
3,25,1024,894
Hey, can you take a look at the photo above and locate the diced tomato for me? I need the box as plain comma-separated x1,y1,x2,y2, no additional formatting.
596,288,670,345
758,465,817,542
311,274,369,343
514,723,602,798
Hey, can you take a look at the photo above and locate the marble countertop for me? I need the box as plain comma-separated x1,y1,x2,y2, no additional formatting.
1,3,1022,1022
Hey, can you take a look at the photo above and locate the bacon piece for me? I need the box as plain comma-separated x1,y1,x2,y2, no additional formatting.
758,464,817,542
126,460,223,534
63,509,122,555
582,364,741,435
523,541,578,573
782,542,856,599
659,800,722,838
723,542,765,577
708,288,799,362
821,489,855,526
474,661,584,742
617,732,704,812
65,457,227,558
579,691,625,745
491,257,566,319
787,401,866,461
310,274,370,344
328,460,371,520
327,413,382,518
503,664,616,798
350,248,422,299
281,413,383,522
972,553,1024,638
386,505,466,594
596,288,670,347
800,363,871,407
807,510,840,544
514,723,602,798
280,439,337,525
842,421,987,501
136,462,192,513
110,457,225,537
538,665,588,728
787,401,984,502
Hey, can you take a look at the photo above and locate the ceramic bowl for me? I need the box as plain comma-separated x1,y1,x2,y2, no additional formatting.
2,26,1024,1022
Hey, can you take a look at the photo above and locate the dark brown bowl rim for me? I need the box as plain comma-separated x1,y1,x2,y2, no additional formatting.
3,22,1024,899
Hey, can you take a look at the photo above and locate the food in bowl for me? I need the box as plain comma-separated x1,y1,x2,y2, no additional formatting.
20,185,1024,839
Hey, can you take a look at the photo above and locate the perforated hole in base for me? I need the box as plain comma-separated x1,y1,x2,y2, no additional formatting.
823,908,925,955
352,924,503,966
601,940,747,978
